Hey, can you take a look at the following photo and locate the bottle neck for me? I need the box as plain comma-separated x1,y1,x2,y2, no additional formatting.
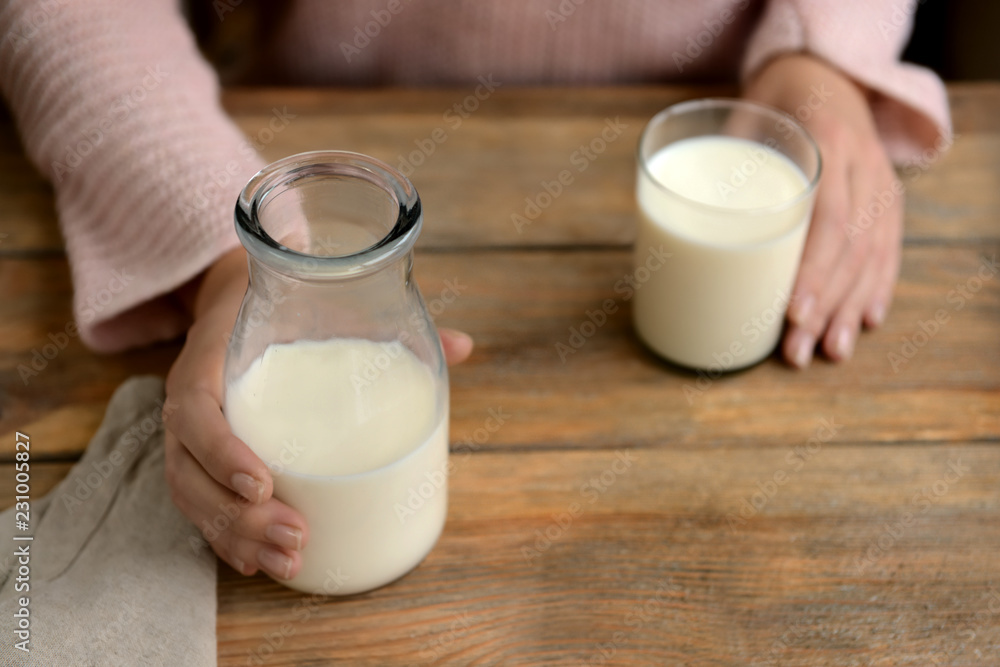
235,151,422,282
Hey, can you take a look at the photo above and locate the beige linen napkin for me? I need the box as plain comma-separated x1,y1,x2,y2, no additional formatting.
0,376,216,666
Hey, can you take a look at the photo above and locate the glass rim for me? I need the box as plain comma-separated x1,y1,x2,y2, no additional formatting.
636,97,822,217
235,150,422,279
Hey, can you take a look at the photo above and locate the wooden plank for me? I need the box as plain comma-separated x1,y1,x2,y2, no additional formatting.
441,243,999,449
0,258,177,460
220,83,999,130
215,443,1000,666
0,126,61,253
4,242,996,460
1,85,997,255
216,84,1000,249
3,448,996,664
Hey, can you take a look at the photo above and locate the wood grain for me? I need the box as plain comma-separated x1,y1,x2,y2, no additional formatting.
2,85,998,255
2,448,996,665
0,258,178,461
0,85,997,666
214,444,1000,666
3,244,997,459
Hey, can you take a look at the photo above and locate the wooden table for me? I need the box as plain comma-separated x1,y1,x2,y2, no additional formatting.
2,85,998,665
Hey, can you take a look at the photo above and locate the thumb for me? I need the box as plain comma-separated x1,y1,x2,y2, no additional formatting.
439,328,473,365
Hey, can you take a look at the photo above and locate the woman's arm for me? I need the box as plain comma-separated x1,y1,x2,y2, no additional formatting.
0,0,266,352
738,0,952,367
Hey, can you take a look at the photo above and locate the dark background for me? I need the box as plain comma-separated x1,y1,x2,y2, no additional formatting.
904,0,1000,79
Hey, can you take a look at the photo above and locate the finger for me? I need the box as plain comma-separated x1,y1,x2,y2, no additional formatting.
863,194,904,329
440,328,473,365
163,387,273,505
821,246,882,361
797,159,875,342
168,435,307,549
165,431,254,575
783,325,818,369
784,151,853,367
806,224,872,341
818,155,902,358
788,152,851,330
216,532,302,581
229,540,301,581
167,435,305,580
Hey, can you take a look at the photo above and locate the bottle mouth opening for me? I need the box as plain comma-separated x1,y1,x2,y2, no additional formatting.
235,151,422,279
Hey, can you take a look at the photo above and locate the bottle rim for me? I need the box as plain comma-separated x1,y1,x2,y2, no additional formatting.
235,150,422,279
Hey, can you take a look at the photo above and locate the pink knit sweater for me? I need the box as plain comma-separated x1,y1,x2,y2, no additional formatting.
0,0,951,353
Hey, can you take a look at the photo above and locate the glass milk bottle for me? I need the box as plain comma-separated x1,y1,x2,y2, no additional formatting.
223,151,449,595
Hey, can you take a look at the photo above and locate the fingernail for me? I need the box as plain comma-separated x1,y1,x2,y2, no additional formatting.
790,334,813,369
258,547,293,580
266,524,303,551
868,303,886,327
789,294,814,327
231,473,264,504
231,557,246,575
833,327,854,360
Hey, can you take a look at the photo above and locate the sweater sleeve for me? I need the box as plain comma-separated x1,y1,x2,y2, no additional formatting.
741,0,952,164
0,0,267,352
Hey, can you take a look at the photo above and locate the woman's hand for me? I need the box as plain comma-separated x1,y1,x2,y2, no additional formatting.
163,247,473,580
743,53,903,367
